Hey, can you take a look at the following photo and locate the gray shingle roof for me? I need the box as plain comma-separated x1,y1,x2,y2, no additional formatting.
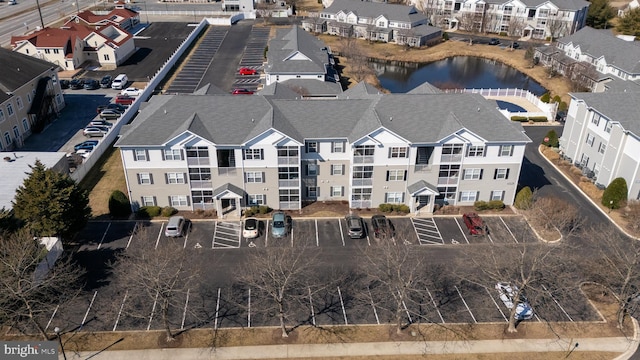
323,0,423,24
265,27,330,75
0,48,59,103
408,179,439,195
116,92,531,148
213,183,246,197
569,90,640,136
484,0,588,10
558,27,640,74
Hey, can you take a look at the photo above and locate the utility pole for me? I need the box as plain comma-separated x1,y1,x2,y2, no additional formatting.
35,0,45,29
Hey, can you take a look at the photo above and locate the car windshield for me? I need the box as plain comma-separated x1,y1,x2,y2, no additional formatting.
245,220,257,230
273,221,284,228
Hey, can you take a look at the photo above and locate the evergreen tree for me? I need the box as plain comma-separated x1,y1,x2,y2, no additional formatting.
617,8,640,36
587,0,615,29
542,129,559,148
514,186,533,210
602,177,628,210
12,161,91,238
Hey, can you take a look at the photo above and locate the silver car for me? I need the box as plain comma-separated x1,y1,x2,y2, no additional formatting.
165,216,185,237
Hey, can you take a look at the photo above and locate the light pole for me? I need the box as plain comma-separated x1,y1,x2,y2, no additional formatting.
565,342,579,358
54,327,67,360
609,200,614,213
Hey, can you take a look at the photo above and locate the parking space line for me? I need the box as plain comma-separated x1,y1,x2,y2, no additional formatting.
315,219,319,247
247,288,251,328
113,291,128,331
337,286,348,325
181,289,190,330
542,284,573,321
368,287,380,325
455,286,477,323
265,221,270,247
500,217,519,243
183,222,191,249
97,223,111,249
45,305,59,332
364,224,371,246
487,233,495,244
309,287,316,326
453,219,471,244
425,287,445,323
126,222,138,249
155,223,164,249
214,288,221,330
148,291,159,331
338,219,345,246
485,287,507,322
412,218,444,245
81,291,98,329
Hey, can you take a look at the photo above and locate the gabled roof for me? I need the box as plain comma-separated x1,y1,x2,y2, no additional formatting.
265,26,330,75
68,8,139,29
0,48,58,103
323,0,424,23
338,81,384,99
557,26,640,74
11,24,92,49
408,180,439,195
569,90,640,137
484,0,588,10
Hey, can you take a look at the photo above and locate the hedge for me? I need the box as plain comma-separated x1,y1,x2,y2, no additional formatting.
137,206,162,218
378,204,410,213
161,206,178,217
108,190,131,218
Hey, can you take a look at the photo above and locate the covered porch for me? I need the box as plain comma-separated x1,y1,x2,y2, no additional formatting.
212,183,245,219
408,180,439,215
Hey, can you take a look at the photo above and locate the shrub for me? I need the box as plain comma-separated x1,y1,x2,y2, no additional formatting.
258,205,271,214
488,200,505,210
108,190,131,218
394,204,410,213
602,177,628,210
540,92,551,103
511,116,528,122
474,201,489,211
529,116,548,122
379,203,393,212
552,95,562,104
514,186,533,209
499,32,507,36
542,129,559,148
244,206,259,217
161,206,178,217
558,101,568,111
263,46,268,59
137,206,161,218
442,32,449,40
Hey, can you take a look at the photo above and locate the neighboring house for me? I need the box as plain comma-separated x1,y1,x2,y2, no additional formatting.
263,27,342,94
67,6,141,31
0,48,65,151
618,0,639,17
414,0,588,40
302,0,442,47
11,23,136,70
534,27,640,92
114,82,531,216
222,0,255,12
559,90,640,200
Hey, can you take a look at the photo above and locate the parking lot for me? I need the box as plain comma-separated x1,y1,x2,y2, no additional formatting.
231,26,270,92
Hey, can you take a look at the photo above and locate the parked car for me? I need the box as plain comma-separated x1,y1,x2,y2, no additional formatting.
89,120,113,128
243,218,260,239
371,215,395,238
231,88,254,95
165,216,185,237
83,126,109,137
99,109,121,120
120,87,143,96
96,103,126,114
462,212,488,235
495,282,534,320
83,79,100,90
271,211,289,238
488,38,500,45
511,42,520,49
115,95,135,105
345,214,365,239
111,73,128,90
238,67,257,75
100,75,113,88
74,149,92,159
8,0,17,5
59,79,70,89
69,79,84,90
74,140,99,151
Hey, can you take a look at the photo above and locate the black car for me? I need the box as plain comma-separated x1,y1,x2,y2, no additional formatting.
96,103,126,114
100,75,113,88
488,38,500,45
83,79,100,90
512,42,520,49
371,215,395,238
59,79,70,89
69,79,84,90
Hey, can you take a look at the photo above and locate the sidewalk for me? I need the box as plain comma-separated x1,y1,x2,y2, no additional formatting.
65,336,637,359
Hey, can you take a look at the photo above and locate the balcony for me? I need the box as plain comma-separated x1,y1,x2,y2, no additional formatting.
187,157,210,166
438,176,459,185
279,179,299,187
218,168,238,176
414,164,433,173
279,201,299,210
440,154,462,163
351,200,372,209
353,156,374,164
278,157,299,165
352,178,373,186
190,180,212,189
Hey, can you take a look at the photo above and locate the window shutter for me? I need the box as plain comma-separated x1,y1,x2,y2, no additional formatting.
180,149,184,160
260,149,264,159
509,146,514,156
479,169,483,180
401,193,405,203
186,196,191,206
165,173,169,184
140,196,144,205
305,143,309,153
168,196,172,206
262,172,265,183
341,186,344,196
316,165,319,176
505,169,510,179
403,170,407,181
161,150,165,161
152,196,157,206
183,173,188,184
149,174,154,184
331,143,335,153
133,150,137,161
305,165,308,176
145,149,150,161
342,142,345,153
263,195,266,204
386,171,390,181
136,173,141,184
493,169,498,179
316,187,320,197
458,192,463,201
342,164,345,175
306,187,309,196
476,191,480,201
242,149,246,160
388,148,392,158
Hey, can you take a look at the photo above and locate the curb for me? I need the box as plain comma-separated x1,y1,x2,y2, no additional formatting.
613,315,640,360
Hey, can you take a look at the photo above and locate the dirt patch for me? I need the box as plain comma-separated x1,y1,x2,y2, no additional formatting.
80,146,127,219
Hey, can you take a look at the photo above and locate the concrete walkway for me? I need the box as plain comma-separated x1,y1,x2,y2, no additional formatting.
65,336,636,359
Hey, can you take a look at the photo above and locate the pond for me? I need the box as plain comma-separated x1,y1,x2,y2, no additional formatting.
373,56,546,95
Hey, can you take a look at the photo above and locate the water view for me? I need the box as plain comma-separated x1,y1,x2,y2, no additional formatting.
374,56,546,95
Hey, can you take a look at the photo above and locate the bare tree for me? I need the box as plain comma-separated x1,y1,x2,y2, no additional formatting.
458,12,479,33
110,228,200,342
339,37,373,84
0,229,84,340
507,18,526,40
546,16,568,42
524,195,585,236
566,63,599,92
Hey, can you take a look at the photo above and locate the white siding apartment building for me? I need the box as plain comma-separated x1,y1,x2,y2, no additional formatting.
560,90,640,200
115,82,531,216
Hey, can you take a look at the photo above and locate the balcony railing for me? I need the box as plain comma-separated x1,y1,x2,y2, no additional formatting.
353,156,374,164
414,164,432,172
351,200,372,209
218,168,238,176
438,176,459,185
278,157,299,165
279,201,299,210
352,178,373,186
187,157,210,166
279,179,299,187
440,154,462,163
190,180,212,189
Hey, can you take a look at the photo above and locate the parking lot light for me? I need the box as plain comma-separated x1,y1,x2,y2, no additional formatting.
609,200,614,213
54,327,67,360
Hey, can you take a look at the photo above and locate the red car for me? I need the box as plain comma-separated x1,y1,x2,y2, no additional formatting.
238,67,257,75
115,94,135,105
231,88,254,95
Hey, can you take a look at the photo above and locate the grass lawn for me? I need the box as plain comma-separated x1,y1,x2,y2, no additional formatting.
79,145,127,219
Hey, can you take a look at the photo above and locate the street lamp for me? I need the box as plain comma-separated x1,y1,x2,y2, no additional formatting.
54,327,67,360
565,342,579,358
609,200,614,213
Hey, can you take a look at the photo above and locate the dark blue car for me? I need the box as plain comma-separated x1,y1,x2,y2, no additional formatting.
74,140,98,151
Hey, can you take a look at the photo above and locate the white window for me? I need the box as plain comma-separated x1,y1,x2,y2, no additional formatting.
137,173,152,184
459,191,478,202
12,126,19,140
463,168,482,180
4,132,11,146
306,141,318,153
22,119,29,132
467,146,485,157
591,113,601,126
331,164,344,175
389,147,408,158
494,168,510,179
0,109,4,122
7,103,13,116
352,188,372,200
170,195,188,207
307,186,318,198
245,171,264,183
331,141,344,153
134,149,148,161
307,164,318,176
16,97,23,110
141,196,156,206
385,192,404,204
490,190,504,201
499,145,513,157
164,149,182,160
244,148,263,160
605,122,612,133
331,186,343,197
598,142,606,154
387,170,406,181
586,134,594,146
166,172,186,184
248,194,265,206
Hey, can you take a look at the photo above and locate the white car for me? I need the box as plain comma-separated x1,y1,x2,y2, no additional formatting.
495,282,534,320
242,218,260,239
120,87,143,96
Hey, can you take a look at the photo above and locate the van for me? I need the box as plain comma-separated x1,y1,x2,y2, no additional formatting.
111,74,128,90
462,212,488,235
165,216,185,237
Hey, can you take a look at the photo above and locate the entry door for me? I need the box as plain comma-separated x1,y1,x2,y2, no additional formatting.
416,195,430,210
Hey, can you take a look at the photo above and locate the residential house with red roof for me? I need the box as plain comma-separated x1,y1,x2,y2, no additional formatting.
67,6,140,31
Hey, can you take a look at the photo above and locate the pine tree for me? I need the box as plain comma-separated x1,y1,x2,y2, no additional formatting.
587,0,615,29
12,161,91,239
602,177,628,210
617,8,640,36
